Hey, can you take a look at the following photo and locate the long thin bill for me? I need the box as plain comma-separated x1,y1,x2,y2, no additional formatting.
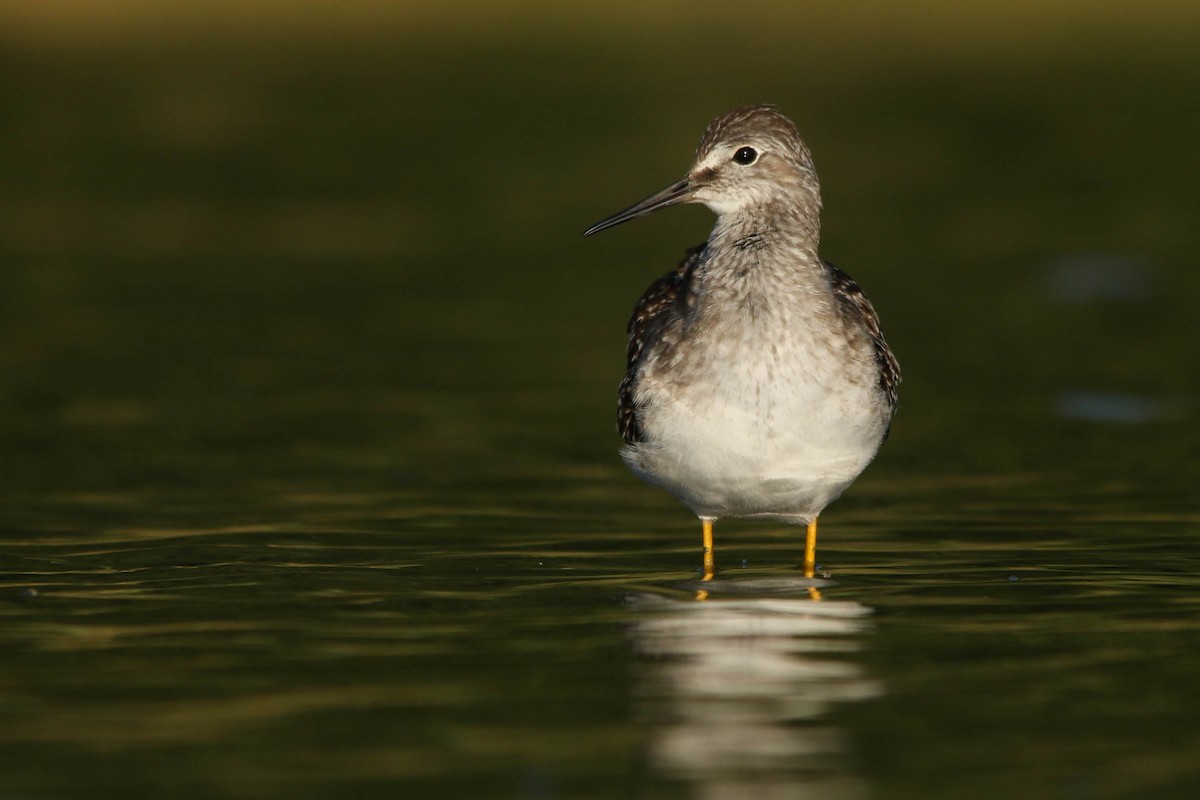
583,178,693,236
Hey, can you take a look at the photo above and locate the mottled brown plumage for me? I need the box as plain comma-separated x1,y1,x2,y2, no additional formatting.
620,252,899,446
619,244,704,445
824,261,901,424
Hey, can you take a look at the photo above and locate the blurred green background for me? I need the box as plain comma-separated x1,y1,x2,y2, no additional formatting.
1,0,1197,498
1,2,1199,798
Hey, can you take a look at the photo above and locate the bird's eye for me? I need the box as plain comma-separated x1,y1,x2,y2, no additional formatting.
733,146,758,165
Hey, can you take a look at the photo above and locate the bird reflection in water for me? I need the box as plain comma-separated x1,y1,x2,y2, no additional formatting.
629,580,880,799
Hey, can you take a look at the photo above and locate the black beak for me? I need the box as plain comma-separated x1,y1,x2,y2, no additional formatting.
583,178,695,236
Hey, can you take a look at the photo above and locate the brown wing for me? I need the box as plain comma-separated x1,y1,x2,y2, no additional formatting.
825,261,901,420
618,244,705,444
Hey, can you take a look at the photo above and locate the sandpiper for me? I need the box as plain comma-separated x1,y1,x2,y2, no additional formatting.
584,105,899,578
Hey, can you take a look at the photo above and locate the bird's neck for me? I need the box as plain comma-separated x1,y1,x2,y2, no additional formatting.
700,204,824,286
708,202,821,262
684,206,829,327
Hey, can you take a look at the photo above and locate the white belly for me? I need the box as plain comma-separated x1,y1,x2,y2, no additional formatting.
622,323,888,523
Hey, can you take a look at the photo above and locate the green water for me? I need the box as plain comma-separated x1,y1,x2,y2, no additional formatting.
2,24,1199,800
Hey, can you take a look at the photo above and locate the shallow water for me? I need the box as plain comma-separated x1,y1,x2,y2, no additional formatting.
2,14,1199,800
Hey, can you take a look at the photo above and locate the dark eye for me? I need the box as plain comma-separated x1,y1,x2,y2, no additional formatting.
733,146,758,165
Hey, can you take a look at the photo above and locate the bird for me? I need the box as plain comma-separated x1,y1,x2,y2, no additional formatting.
583,104,899,579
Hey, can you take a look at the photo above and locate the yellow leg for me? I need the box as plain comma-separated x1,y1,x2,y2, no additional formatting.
803,516,818,578
701,518,715,580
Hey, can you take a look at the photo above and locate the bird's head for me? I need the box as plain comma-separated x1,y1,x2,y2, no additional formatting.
584,105,821,236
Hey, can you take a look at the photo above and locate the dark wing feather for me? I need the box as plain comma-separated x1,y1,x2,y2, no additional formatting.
825,261,901,419
618,244,705,444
